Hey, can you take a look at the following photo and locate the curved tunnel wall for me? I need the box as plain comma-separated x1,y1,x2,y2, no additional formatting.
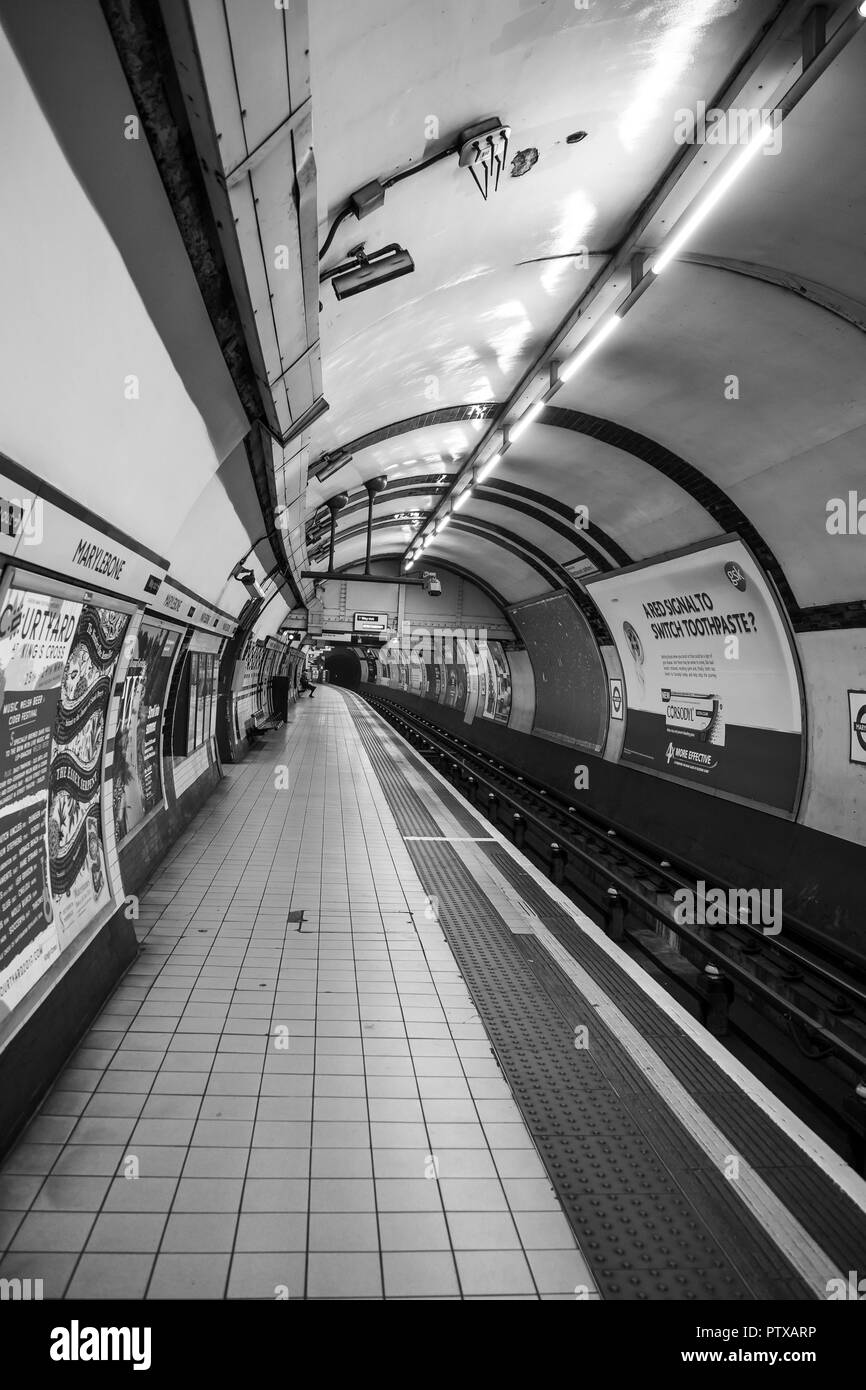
508,592,608,754
362,555,864,957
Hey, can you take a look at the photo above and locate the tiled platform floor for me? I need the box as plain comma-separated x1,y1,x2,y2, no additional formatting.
0,689,593,1299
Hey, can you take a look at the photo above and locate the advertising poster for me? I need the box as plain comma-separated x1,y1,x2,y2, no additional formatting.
187,653,200,750
585,538,804,813
482,641,512,724
444,641,468,710
408,650,424,693
114,620,180,843
454,662,468,710
196,656,207,748
48,603,128,951
204,655,217,740
416,655,429,698
492,643,513,723
206,662,215,740
187,652,218,752
443,664,457,708
0,586,81,1014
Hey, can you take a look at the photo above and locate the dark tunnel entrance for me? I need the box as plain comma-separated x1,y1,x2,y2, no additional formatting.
323,646,362,689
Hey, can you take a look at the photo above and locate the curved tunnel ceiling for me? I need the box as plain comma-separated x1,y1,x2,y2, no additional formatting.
298,0,866,630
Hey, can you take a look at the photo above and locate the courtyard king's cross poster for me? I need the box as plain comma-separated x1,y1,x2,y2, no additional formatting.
0,587,81,1015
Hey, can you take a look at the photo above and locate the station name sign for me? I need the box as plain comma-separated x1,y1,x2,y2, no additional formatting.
154,579,235,638
0,464,168,605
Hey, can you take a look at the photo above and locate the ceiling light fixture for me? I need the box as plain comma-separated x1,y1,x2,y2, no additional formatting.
324,243,415,300
311,448,353,483
652,122,775,274
560,315,622,383
476,452,502,484
453,487,473,511
510,400,545,443
437,515,451,533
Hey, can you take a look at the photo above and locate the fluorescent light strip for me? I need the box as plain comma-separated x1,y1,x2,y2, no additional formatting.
510,400,545,443
437,515,451,533
560,314,622,383
453,487,473,511
476,452,501,484
652,121,775,274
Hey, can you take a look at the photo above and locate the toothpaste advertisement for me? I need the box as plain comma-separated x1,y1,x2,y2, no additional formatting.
585,538,804,813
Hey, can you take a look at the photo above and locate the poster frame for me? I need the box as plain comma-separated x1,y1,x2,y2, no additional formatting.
0,562,137,1010
584,533,808,820
113,615,185,848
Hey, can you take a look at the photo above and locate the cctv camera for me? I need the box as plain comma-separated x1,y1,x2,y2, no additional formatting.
231,564,266,600
421,570,442,597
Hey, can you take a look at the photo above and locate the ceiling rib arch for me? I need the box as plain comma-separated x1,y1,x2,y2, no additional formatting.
447,518,609,642
541,405,798,617
309,403,500,478
312,400,795,612
677,253,866,336
475,481,632,570
313,479,628,577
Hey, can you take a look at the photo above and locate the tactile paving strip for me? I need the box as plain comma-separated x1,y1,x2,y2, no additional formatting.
486,845,866,1275
359,703,866,1280
346,698,818,1300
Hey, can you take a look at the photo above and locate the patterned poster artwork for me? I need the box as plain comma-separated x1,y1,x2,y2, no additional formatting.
47,603,128,951
113,621,180,843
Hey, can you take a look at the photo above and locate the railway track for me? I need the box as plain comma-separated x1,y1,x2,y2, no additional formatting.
362,690,866,1167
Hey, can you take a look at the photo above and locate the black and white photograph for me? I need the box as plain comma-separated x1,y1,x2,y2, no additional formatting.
0,0,864,1367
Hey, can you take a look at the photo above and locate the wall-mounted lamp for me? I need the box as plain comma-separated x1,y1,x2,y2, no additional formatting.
311,448,353,482
322,244,415,300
